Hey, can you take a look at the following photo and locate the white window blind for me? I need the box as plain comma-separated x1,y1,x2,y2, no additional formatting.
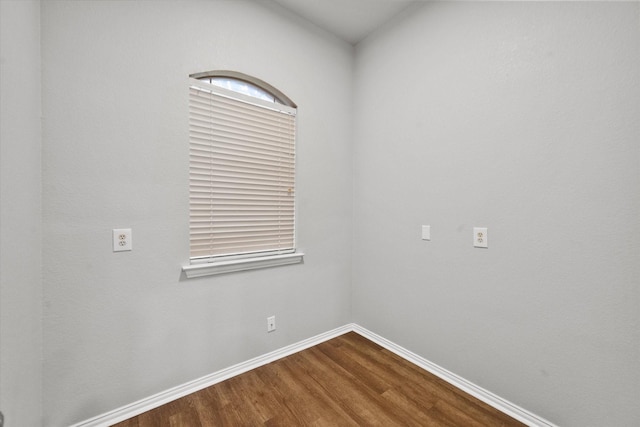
189,80,297,261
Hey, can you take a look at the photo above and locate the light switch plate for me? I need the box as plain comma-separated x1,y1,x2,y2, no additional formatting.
421,225,431,241
473,227,488,248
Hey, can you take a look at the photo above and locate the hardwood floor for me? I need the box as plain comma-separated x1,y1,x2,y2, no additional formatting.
113,332,525,426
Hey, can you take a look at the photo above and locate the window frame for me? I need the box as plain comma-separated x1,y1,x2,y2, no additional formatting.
183,71,303,278
189,70,297,108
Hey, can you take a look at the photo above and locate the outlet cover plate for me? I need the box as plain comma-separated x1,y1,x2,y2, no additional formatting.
267,316,276,332
473,227,488,248
113,228,132,252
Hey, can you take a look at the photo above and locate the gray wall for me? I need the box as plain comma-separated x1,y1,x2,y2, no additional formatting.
0,1,43,426
352,2,639,426
40,1,353,425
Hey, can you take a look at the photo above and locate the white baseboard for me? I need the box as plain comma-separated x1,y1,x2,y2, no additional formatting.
71,324,352,427
350,324,557,427
72,323,556,427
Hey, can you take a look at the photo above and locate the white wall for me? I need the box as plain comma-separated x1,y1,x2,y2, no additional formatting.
352,2,639,426
0,1,43,425
40,1,353,425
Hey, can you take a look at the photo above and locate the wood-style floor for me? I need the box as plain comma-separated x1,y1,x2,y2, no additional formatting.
113,332,525,426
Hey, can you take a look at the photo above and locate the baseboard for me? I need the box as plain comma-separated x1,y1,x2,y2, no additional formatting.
350,324,558,427
73,323,556,427
70,324,352,427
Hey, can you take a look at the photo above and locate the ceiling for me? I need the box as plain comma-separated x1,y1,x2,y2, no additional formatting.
271,0,418,45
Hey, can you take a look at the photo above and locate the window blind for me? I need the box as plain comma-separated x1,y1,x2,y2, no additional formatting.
189,80,297,261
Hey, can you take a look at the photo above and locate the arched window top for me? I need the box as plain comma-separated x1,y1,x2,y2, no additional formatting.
189,70,296,108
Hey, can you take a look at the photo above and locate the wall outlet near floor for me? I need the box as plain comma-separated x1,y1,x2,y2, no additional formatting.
267,315,276,332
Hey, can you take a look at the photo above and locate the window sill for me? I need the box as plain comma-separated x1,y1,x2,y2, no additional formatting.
182,252,304,278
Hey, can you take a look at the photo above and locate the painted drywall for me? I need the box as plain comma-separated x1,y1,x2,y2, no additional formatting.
0,0,43,425
352,2,639,426
40,1,353,425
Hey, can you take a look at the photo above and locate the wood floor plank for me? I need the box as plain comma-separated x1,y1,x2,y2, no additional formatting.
188,388,225,426
256,355,332,424
113,332,526,427
217,374,272,425
112,417,138,427
321,334,442,406
286,348,381,425
378,346,520,426
280,353,361,425
303,345,412,426
327,333,510,426
314,337,392,395
380,388,443,427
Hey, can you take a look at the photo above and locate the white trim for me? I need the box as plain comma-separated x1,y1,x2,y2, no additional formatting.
182,252,304,278
351,324,558,427
71,324,557,427
70,324,351,427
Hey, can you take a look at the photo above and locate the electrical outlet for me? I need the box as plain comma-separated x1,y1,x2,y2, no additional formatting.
267,315,276,332
473,227,488,248
113,228,132,252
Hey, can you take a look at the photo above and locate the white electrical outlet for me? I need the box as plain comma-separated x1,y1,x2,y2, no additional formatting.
267,315,276,332
113,228,132,252
473,227,488,248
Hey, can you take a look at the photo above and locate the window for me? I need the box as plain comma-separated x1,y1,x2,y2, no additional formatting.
183,71,303,278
